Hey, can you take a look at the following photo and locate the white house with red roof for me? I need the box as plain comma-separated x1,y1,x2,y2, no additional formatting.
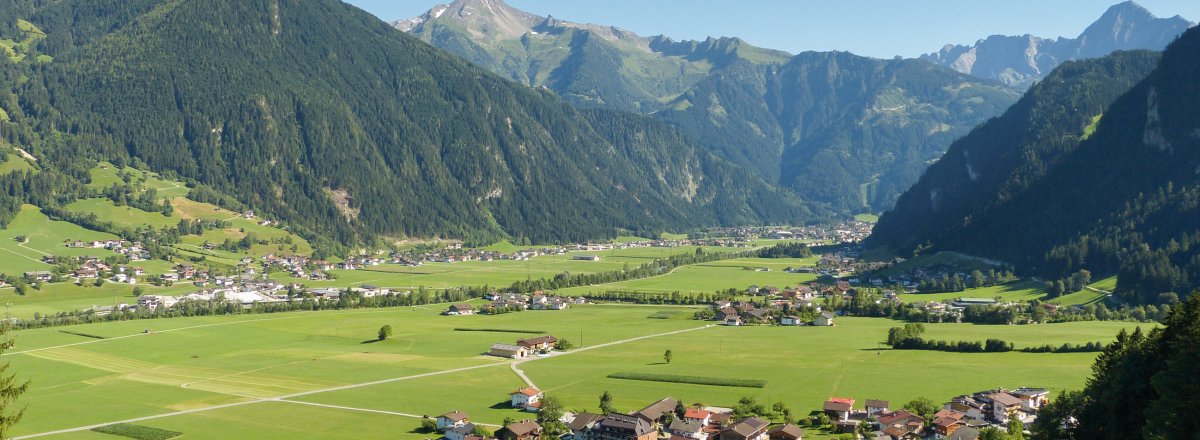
510,387,543,410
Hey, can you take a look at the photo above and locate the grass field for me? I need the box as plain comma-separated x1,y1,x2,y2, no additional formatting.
558,257,820,296
899,279,1113,307
87,164,190,201
269,246,736,290
0,305,1148,439
0,205,121,276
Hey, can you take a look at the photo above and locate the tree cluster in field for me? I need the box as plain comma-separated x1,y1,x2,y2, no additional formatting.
755,242,813,258
1043,269,1092,298
887,323,1104,354
916,268,1017,293
1031,294,1200,439
94,183,173,216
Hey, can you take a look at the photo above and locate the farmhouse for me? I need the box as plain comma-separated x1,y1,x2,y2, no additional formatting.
582,413,655,440
987,392,1024,423
490,344,528,359
779,315,803,326
437,411,470,431
510,387,543,410
823,397,855,421
719,417,768,440
766,424,804,440
516,335,559,351
497,420,542,440
865,399,889,416
23,271,52,282
445,304,474,315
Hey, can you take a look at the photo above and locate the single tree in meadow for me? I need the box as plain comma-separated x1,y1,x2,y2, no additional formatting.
599,391,616,414
663,349,673,364
377,325,393,341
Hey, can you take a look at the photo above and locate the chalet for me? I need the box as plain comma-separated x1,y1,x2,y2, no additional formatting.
669,419,708,440
766,424,804,440
437,411,470,431
530,292,548,306
715,307,739,321
496,420,542,440
877,410,924,438
74,266,99,279
445,304,475,316
865,399,889,416
586,413,656,440
945,396,987,421
683,408,712,425
490,344,528,359
509,387,543,410
987,392,1023,423
445,423,477,440
932,409,967,437
823,398,854,421
160,272,180,283
516,335,559,351
719,417,769,440
722,315,743,326
836,280,851,292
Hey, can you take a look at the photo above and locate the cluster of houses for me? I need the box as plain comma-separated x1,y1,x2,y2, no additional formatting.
432,397,808,440
135,279,292,311
820,387,1049,439
761,220,874,244
442,292,587,315
488,335,560,359
23,258,147,285
64,239,149,261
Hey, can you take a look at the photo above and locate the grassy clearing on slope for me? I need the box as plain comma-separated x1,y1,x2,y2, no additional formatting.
0,205,120,276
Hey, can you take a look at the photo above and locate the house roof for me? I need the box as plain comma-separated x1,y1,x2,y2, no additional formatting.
933,416,965,428
989,392,1022,407
637,397,678,421
947,426,981,440
723,417,769,440
568,413,605,432
865,399,889,409
447,423,476,435
504,420,542,436
877,410,920,426
511,387,541,397
684,408,711,419
492,344,525,352
767,424,805,440
823,397,854,412
440,411,469,421
451,304,472,311
517,335,558,346
598,413,655,436
934,409,965,420
669,419,705,434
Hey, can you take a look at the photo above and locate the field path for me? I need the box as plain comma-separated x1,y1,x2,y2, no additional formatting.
11,322,713,439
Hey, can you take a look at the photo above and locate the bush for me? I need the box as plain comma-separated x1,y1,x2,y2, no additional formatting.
608,372,766,388
91,424,182,440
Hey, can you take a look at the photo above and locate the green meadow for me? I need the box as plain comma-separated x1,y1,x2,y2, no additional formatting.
557,257,820,295
0,304,1146,439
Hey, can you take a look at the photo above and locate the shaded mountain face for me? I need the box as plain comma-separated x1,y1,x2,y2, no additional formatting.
922,1,1192,89
12,0,818,246
872,27,1200,304
398,0,1021,214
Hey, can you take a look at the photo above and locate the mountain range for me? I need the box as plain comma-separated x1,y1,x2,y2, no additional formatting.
921,1,1194,89
0,0,818,249
396,0,1191,214
870,26,1200,305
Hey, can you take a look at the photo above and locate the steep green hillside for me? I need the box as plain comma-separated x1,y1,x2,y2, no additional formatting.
871,29,1200,305
7,0,817,249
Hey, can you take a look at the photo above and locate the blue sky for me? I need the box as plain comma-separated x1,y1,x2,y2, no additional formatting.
344,0,1198,58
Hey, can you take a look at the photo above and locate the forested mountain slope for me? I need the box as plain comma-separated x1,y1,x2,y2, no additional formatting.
871,28,1200,305
399,0,1021,213
2,0,819,248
